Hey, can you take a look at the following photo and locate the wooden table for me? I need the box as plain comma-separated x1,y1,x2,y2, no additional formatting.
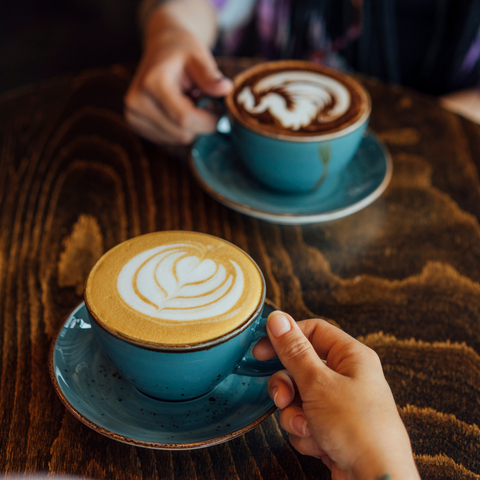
1,57,479,480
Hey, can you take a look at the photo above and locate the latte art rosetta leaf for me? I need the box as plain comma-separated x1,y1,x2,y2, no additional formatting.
117,243,245,321
237,71,351,131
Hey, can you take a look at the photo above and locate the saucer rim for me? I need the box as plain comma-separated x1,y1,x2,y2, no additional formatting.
49,300,277,450
189,130,392,225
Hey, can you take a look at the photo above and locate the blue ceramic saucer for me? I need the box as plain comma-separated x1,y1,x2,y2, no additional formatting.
49,302,277,450
190,131,392,225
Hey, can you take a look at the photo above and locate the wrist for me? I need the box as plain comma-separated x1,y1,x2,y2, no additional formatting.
352,456,419,480
142,0,218,47
349,429,420,480
143,13,189,50
138,0,170,31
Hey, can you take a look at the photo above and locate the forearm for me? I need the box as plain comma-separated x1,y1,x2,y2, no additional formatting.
350,421,421,480
140,0,218,48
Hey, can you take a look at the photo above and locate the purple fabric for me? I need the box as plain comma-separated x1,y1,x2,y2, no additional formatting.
221,27,248,54
257,0,283,58
210,0,229,9
257,0,276,48
213,0,479,89
460,28,480,79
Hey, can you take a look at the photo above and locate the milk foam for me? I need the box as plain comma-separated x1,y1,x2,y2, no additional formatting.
117,243,244,321
237,71,351,131
86,232,264,345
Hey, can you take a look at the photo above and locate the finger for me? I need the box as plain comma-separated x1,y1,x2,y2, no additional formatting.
297,319,382,375
186,51,233,97
267,370,296,409
278,405,311,438
252,324,331,373
252,336,276,361
266,311,328,392
253,320,349,363
289,434,330,460
125,109,191,145
125,92,196,144
145,69,219,133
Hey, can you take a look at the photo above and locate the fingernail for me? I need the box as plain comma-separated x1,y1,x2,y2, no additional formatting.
292,415,311,437
271,387,279,407
212,73,227,82
189,87,202,98
268,311,291,338
213,75,233,87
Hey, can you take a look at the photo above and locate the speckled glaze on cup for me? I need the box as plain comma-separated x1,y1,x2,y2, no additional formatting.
225,60,371,193
87,298,280,401
85,232,282,401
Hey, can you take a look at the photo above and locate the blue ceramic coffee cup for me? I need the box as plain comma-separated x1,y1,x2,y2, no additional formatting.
87,298,281,402
84,231,282,402
224,60,371,193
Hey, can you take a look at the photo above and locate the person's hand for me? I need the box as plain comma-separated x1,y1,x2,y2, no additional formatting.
440,88,480,124
253,311,420,480
124,4,233,145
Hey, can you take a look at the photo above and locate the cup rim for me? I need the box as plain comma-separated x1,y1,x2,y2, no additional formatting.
84,231,267,352
225,59,372,142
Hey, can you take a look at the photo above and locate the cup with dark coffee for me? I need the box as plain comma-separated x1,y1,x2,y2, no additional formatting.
84,231,281,401
224,60,371,193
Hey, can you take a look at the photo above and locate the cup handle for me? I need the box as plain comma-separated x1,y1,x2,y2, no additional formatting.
195,96,231,136
233,311,284,377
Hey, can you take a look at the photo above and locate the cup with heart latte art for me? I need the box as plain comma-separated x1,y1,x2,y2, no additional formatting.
84,231,281,401
224,60,371,193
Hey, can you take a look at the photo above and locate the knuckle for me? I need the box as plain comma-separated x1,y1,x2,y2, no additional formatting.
278,405,301,428
280,336,311,362
289,434,310,456
354,342,383,370
177,132,195,145
123,90,138,110
123,108,137,127
175,110,191,129
366,347,382,367
143,69,163,91
144,66,173,94
278,409,291,430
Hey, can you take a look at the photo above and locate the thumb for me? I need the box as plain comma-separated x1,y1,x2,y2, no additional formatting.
186,50,233,97
267,311,328,392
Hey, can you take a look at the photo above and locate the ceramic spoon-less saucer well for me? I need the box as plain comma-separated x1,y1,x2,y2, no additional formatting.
49,302,277,450
190,130,392,225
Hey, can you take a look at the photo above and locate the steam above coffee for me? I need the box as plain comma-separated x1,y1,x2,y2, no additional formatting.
227,61,368,138
85,232,264,346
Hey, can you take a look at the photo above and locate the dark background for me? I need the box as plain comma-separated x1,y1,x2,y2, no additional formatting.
1,1,478,98
0,0,142,94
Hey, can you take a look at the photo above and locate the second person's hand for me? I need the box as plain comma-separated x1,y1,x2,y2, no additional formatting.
124,0,232,145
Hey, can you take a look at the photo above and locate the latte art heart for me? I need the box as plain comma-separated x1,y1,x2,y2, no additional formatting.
117,243,244,321
236,71,351,131
85,232,264,346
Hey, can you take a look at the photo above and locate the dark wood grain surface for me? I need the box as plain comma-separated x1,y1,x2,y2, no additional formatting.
1,57,480,479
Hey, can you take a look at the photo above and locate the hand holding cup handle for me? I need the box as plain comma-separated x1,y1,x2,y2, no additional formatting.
85,231,282,402
124,6,232,146
253,311,421,479
233,309,283,376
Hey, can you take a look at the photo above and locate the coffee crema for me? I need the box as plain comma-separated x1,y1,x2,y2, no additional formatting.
85,232,264,347
226,60,370,138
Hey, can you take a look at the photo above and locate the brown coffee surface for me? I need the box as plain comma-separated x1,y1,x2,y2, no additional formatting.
226,60,369,138
85,231,264,347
